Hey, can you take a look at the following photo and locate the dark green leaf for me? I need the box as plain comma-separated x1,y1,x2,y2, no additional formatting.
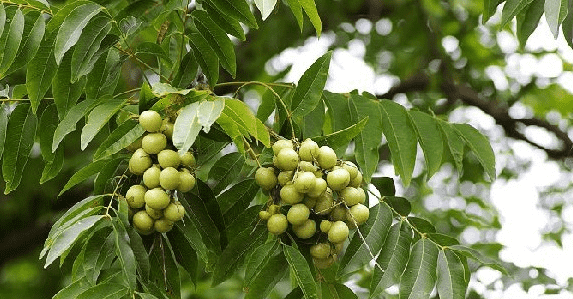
407,216,436,234
5,10,45,76
437,250,468,299
291,51,331,123
501,0,534,27
201,1,246,40
563,0,573,47
217,179,259,223
244,241,280,287
126,227,150,281
408,111,443,179
39,104,59,162
449,245,508,274
224,205,261,242
207,0,257,28
71,15,111,81
149,235,181,299
208,152,246,195
0,104,9,160
81,99,127,150
112,220,137,290
216,98,270,152
427,233,460,247
517,1,544,45
85,49,123,99
188,30,219,86
179,191,221,255
321,282,358,299
52,97,100,153
313,117,368,150
59,159,109,196
192,10,236,76
76,282,129,299
135,41,172,64
26,32,57,113
0,8,24,77
41,144,64,184
283,244,318,299
245,252,288,299
53,276,92,299
93,120,145,160
483,0,502,23
453,124,496,181
0,5,5,38
167,224,198,284
399,238,439,299
171,222,213,269
172,51,199,88
302,98,325,138
371,177,395,196
383,196,411,216
439,121,464,174
53,51,87,119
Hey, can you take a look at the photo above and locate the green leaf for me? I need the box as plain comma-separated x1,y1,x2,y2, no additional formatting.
5,10,45,76
224,205,260,242
0,8,24,77
283,244,318,299
483,0,502,23
26,32,57,113
371,177,395,196
448,245,508,274
200,1,246,40
172,51,198,88
436,250,468,299
148,235,181,299
2,103,37,194
383,196,411,216
244,241,280,287
217,179,259,223
501,0,534,27
208,152,245,195
339,204,393,276
135,41,172,64
407,217,436,234
378,99,417,186
54,2,104,64
172,97,225,154
245,253,289,299
171,222,213,269
45,215,106,268
52,97,100,153
112,220,137,290
313,117,368,150
285,0,304,31
370,222,412,297
188,30,219,86
125,227,150,281
299,0,322,36
168,223,198,284
408,111,443,179
212,224,267,286
254,0,277,20
192,11,236,76
81,99,127,150
73,227,113,283
291,51,331,123
321,282,358,299
563,0,573,47
179,191,221,255
53,276,92,299
94,120,145,160
453,124,496,181
77,282,129,299
439,121,464,174
207,0,257,28
216,98,271,152
545,0,568,37
302,98,324,138
85,49,123,100
39,104,59,162
0,5,5,39
70,15,111,81
53,51,87,119
399,238,439,299
59,159,109,196
285,288,304,299
0,104,9,160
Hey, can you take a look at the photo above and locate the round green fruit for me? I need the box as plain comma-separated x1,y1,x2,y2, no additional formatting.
129,148,152,175
268,204,281,215
316,146,337,169
298,161,317,172
154,218,174,233
332,242,344,254
139,110,162,132
349,171,363,188
142,165,161,188
298,138,319,161
342,161,359,180
144,188,171,209
160,119,174,139
267,214,288,235
293,171,316,193
340,187,365,206
330,205,347,221
125,184,146,208
158,149,180,168
164,202,185,221
308,177,327,197
293,219,316,239
145,204,164,219
160,167,180,190
328,221,349,243
180,152,196,168
280,184,303,204
303,196,317,209
272,139,293,156
286,203,310,225
126,137,142,152
320,220,332,232
276,148,299,171
133,210,154,232
327,168,351,191
178,170,196,192
310,243,331,259
314,189,334,215
255,167,278,190
259,210,271,221
277,171,294,186
313,257,334,269
142,133,167,154
347,203,369,225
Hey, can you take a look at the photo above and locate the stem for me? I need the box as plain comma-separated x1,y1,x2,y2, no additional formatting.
113,87,142,99
243,137,262,167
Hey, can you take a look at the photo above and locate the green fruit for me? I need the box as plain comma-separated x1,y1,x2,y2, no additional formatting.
142,133,167,154
125,184,146,208
129,148,152,175
342,161,359,180
327,168,351,191
286,203,310,225
347,203,369,225
313,257,334,269
340,187,365,206
280,184,304,204
316,146,337,169
158,149,180,168
160,119,174,139
272,139,293,156
139,110,162,132
330,205,346,221
154,218,174,233
133,210,154,232
328,221,349,243
144,188,171,209
268,204,281,215
276,148,299,171
308,177,327,197
299,138,319,161
255,167,278,190
303,196,317,209
293,219,316,239
310,243,331,259
331,242,344,254
320,220,332,232
143,165,161,188
267,214,288,235
293,171,316,193
349,171,362,188
259,210,271,220
126,137,142,152
145,204,164,219
314,170,323,178
160,167,180,190
314,189,334,215
277,171,294,186
180,152,196,168
164,202,185,221
298,161,317,172
178,170,196,192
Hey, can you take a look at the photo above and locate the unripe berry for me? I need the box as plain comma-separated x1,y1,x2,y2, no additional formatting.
126,137,142,152
307,178,327,198
327,168,351,191
255,167,278,190
160,167,180,190
342,161,359,180
272,140,293,156
143,165,161,188
293,171,316,193
178,170,196,192
347,203,369,225
277,171,294,186
298,161,317,172
303,196,317,209
320,220,332,232
276,148,299,171
286,204,310,225
154,218,174,233
267,214,287,235
310,243,331,259
340,187,365,206
316,146,337,169
144,188,170,209
158,149,180,168
299,138,319,161
259,211,271,220
142,133,167,154
139,110,162,132
280,184,304,204
332,242,344,254
180,152,196,168
293,219,316,239
125,184,146,208
129,148,152,175
164,202,185,221
314,189,334,215
133,210,154,232
349,171,363,188
313,256,334,269
328,221,349,243
314,170,323,178
145,204,164,219
160,119,174,139
268,204,281,215
330,205,346,221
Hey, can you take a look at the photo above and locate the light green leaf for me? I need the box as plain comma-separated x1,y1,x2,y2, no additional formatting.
135,41,172,63
244,241,280,287
0,8,24,77
93,157,123,194
452,123,496,181
501,0,534,27
5,10,45,76
438,121,464,174
173,98,225,154
71,15,111,82
254,0,277,20
408,111,443,179
399,238,438,299
52,276,92,299
81,99,127,150
448,245,508,274
208,0,258,28
0,103,9,160
0,5,5,38
302,98,324,138
59,159,109,196
39,104,59,162
76,282,129,299
283,244,318,299
52,97,100,153
26,32,57,113
192,10,236,76
188,30,219,87
313,117,368,151
545,0,568,37
112,220,137,291
299,0,322,36
436,250,468,299
291,51,332,123
285,0,304,31
2,103,37,194
245,253,288,299
54,2,104,64
151,82,192,97
216,98,271,150
53,51,87,119
93,120,145,160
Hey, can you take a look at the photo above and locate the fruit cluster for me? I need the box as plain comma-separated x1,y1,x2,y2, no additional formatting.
125,110,196,235
255,138,369,268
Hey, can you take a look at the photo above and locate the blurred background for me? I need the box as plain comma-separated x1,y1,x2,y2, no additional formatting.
2,0,573,298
